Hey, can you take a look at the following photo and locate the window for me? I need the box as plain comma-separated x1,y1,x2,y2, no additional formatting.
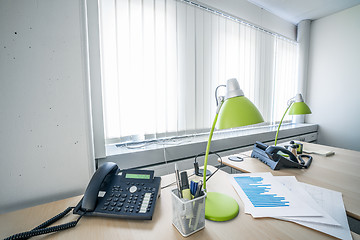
99,0,298,145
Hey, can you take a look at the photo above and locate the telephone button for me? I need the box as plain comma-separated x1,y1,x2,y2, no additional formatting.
108,207,114,211
129,186,137,193
116,207,121,212
104,202,110,206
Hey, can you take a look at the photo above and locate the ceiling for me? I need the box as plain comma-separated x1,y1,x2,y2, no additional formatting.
248,0,360,24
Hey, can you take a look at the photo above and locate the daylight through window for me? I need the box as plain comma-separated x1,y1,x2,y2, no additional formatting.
99,0,299,144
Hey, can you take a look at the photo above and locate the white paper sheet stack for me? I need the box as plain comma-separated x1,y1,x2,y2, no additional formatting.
229,173,352,240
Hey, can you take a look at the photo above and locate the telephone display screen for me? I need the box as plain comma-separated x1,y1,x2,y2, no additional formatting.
125,173,151,179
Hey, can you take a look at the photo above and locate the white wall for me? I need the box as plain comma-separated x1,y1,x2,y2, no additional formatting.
0,0,94,213
307,4,360,151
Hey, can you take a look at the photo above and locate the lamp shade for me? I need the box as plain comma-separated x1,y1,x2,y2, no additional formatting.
216,78,264,129
288,102,311,115
217,96,264,129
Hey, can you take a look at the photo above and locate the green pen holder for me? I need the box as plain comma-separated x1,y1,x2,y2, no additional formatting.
171,189,206,237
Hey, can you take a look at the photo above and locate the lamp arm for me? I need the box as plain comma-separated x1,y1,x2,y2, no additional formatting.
274,101,293,146
203,98,224,191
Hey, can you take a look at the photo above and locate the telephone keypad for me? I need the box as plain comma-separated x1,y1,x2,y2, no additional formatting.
101,184,157,215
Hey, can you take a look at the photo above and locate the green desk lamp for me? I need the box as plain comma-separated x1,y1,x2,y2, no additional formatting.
203,78,264,221
274,93,311,146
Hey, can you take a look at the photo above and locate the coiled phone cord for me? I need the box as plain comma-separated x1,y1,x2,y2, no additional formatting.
4,207,85,240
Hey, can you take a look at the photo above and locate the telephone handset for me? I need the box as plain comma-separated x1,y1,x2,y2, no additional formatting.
80,162,119,212
265,145,298,162
251,141,312,170
5,162,161,240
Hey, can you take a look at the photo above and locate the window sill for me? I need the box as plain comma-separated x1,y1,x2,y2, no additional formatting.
98,123,318,170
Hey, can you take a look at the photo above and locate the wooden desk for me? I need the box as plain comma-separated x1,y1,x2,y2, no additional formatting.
220,142,360,221
1,166,359,240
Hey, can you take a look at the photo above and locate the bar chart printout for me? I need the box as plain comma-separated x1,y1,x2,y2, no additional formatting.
234,176,289,208
230,173,321,217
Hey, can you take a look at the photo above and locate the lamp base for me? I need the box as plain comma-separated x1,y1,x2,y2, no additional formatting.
205,192,239,221
194,168,212,177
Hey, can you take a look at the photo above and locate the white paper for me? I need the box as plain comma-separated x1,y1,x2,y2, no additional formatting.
229,173,321,218
293,183,352,240
274,176,340,226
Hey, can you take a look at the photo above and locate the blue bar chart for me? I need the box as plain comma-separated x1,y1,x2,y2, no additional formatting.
234,176,289,208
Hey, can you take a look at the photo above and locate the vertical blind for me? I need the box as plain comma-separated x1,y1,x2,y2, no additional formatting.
99,0,298,144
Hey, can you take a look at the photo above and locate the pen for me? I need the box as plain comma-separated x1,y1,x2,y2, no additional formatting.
180,171,191,200
190,180,198,196
194,181,203,198
193,184,204,230
175,163,182,198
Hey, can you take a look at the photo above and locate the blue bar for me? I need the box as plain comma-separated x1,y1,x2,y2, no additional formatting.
250,200,289,204
252,202,289,206
242,189,270,193
244,194,282,197
254,204,289,207
254,197,286,201
243,188,270,191
245,193,277,197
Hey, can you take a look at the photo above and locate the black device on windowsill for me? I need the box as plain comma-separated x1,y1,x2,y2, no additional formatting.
251,141,312,170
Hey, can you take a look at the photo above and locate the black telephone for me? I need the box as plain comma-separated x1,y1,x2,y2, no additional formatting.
73,162,161,220
5,162,161,240
251,141,312,170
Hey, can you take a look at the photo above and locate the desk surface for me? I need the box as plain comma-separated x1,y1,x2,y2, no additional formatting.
220,142,360,221
1,165,359,240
